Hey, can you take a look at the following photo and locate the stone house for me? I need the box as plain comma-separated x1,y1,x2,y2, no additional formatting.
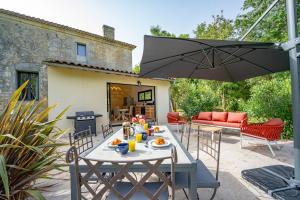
0,9,171,132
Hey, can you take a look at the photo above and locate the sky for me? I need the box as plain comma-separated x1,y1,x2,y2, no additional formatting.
0,0,245,67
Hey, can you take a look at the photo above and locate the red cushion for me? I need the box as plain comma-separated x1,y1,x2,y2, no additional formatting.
192,120,240,128
263,118,283,126
192,119,215,125
212,121,241,128
227,112,247,123
198,112,212,120
167,112,179,119
212,112,228,122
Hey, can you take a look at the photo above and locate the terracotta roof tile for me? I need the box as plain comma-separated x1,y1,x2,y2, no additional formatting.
44,59,138,76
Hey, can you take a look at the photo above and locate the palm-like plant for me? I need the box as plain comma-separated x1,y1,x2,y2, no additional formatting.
0,82,68,199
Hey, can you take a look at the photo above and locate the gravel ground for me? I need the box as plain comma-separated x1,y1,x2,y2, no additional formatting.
43,126,294,200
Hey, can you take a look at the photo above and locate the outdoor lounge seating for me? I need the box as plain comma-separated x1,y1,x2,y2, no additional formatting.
67,145,177,200
167,112,187,133
240,118,284,157
192,111,247,129
175,123,222,200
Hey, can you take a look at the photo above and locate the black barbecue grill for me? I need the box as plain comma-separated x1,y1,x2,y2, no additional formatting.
67,111,102,135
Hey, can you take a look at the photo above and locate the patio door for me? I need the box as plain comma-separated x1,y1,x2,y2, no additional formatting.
107,82,157,126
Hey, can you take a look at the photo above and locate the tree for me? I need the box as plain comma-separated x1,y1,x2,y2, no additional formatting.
235,0,293,42
150,25,190,38
242,74,292,138
194,11,234,39
132,65,140,74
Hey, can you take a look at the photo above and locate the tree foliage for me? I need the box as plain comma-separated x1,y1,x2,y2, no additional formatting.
132,65,140,74
194,11,234,40
241,74,292,138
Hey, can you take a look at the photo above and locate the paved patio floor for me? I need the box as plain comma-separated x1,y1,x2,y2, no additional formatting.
43,126,294,200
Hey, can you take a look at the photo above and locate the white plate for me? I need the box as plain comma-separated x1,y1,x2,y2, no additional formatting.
149,139,171,148
107,141,119,148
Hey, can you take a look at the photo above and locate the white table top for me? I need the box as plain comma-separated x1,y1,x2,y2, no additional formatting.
85,126,193,165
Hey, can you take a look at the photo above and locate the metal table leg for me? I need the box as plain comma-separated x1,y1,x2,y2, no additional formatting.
70,164,78,200
188,161,198,200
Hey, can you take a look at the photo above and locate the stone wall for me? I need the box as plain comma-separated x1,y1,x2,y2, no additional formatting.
0,10,135,109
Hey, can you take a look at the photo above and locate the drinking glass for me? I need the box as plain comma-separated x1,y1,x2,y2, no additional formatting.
143,123,148,130
129,140,136,152
136,133,142,143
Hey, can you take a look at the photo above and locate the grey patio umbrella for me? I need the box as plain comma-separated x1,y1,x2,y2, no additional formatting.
139,36,289,82
139,35,300,197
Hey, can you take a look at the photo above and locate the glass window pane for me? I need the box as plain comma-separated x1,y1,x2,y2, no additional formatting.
77,43,86,56
17,72,39,100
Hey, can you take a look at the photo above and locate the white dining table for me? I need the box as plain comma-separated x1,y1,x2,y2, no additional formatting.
69,125,197,199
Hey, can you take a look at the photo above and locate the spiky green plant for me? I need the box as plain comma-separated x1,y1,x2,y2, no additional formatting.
0,81,69,200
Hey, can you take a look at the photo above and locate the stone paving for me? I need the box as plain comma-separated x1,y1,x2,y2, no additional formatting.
43,126,294,200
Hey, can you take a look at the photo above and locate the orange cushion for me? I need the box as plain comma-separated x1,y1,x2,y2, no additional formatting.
212,112,228,122
198,112,212,120
263,118,283,126
227,112,247,123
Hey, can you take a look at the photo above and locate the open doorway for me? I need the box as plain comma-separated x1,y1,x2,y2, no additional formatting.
107,83,156,126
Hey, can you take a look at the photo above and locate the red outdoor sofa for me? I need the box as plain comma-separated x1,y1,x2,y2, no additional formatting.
192,111,247,129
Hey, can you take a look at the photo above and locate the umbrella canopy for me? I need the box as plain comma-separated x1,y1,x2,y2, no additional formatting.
140,36,290,82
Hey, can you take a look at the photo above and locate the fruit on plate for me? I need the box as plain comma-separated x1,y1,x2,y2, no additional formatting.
154,127,160,132
112,138,121,145
155,137,165,145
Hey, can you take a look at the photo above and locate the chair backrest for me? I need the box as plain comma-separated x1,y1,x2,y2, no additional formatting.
192,124,222,180
67,127,93,163
167,112,179,123
101,123,114,139
67,146,177,200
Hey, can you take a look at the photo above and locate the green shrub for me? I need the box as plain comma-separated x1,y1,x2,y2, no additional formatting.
177,82,218,120
242,77,292,139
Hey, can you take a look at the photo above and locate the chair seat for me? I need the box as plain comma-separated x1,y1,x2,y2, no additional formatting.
175,160,220,189
107,182,169,200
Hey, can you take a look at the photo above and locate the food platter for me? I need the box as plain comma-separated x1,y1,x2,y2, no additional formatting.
149,139,171,148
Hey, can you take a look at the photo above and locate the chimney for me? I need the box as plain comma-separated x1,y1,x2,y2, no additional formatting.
102,25,115,40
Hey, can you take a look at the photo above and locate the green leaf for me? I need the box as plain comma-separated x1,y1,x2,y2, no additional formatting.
0,155,10,199
26,190,46,200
